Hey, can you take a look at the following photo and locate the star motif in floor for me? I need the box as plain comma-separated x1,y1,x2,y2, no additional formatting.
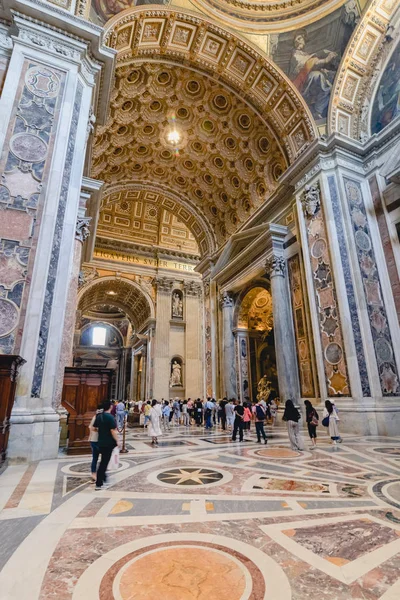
157,467,223,486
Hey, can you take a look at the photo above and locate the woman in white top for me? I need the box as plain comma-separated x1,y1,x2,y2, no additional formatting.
148,399,163,446
323,400,340,446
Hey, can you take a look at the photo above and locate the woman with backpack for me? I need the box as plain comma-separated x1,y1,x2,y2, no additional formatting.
322,400,340,446
304,400,318,449
282,399,304,451
254,400,268,444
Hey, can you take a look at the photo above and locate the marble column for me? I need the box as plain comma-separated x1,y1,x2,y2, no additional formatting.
0,13,113,461
184,282,203,399
140,346,148,402
266,226,301,403
152,278,173,400
220,291,237,400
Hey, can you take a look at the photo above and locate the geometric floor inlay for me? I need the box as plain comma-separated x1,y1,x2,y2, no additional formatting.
156,467,224,486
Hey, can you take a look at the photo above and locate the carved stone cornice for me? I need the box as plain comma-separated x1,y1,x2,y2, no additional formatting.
219,291,234,309
78,265,98,288
301,182,321,217
184,281,202,297
0,23,12,52
266,255,286,278
75,217,91,243
153,277,174,293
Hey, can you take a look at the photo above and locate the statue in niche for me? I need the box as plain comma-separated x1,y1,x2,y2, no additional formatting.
170,360,182,387
172,291,183,319
257,375,272,403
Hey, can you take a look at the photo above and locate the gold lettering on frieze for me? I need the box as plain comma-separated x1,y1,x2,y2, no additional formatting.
93,250,195,272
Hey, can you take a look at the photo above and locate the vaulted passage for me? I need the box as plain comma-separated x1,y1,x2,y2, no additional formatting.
1,0,400,597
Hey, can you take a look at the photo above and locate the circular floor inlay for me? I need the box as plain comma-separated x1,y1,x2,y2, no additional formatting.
117,547,247,600
157,467,223,486
255,447,302,459
373,448,400,456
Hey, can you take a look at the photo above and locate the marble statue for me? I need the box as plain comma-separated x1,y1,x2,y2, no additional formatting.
170,360,182,387
257,375,272,402
172,292,183,318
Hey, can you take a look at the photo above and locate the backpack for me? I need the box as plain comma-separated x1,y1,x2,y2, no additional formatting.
255,404,265,420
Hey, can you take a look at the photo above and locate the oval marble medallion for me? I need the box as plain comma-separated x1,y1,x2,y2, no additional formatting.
325,342,343,365
355,229,371,252
116,547,248,600
375,337,393,362
25,66,60,98
10,133,48,163
0,298,19,336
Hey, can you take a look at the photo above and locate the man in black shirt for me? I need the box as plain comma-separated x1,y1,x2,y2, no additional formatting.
232,399,244,442
93,400,119,490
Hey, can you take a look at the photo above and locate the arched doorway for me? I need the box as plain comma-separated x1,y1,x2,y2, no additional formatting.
76,276,154,402
235,285,278,402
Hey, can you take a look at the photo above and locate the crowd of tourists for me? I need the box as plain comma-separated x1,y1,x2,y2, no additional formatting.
87,397,341,490
139,396,342,449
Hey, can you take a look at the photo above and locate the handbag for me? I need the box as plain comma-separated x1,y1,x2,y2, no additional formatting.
322,416,329,427
108,446,120,471
311,411,319,426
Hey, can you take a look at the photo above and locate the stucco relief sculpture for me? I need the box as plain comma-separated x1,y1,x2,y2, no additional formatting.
257,375,272,402
302,182,321,217
170,360,182,387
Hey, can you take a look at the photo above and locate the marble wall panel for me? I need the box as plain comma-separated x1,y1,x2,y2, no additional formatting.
343,177,399,395
303,186,350,396
369,175,400,325
328,175,371,397
288,254,315,398
204,283,212,397
0,62,65,355
31,84,83,398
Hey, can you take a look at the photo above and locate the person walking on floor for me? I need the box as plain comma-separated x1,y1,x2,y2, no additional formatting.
282,399,304,451
304,400,319,449
243,402,252,432
323,400,341,446
182,400,190,427
194,398,203,426
116,399,126,431
93,400,119,490
173,398,181,426
143,400,151,427
254,400,268,444
148,399,163,446
225,399,235,431
219,398,227,430
232,400,245,442
88,404,103,483
162,400,171,431
204,397,214,429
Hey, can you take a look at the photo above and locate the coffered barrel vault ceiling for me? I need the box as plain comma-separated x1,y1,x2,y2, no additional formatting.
93,9,317,256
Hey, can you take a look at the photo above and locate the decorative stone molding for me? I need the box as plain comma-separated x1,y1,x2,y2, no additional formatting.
203,278,210,297
219,291,234,309
184,281,202,297
78,265,98,288
266,255,286,278
329,0,399,139
153,277,174,293
0,24,12,51
75,217,91,243
301,182,321,217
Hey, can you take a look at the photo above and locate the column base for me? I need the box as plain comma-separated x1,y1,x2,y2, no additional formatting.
308,398,400,437
8,407,60,462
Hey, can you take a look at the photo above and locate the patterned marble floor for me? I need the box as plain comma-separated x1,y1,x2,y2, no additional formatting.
1,425,400,599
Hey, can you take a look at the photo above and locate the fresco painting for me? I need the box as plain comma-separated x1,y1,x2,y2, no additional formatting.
371,38,400,134
90,0,170,26
272,1,360,122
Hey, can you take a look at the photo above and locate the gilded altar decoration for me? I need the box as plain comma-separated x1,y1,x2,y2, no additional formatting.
257,375,272,403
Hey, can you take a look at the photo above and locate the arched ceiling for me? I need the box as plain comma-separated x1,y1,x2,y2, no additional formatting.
99,188,200,256
78,278,153,331
189,0,349,33
91,8,317,255
237,286,273,332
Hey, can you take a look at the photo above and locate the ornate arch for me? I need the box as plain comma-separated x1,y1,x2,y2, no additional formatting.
104,7,317,161
100,182,217,256
77,275,155,331
329,0,400,139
